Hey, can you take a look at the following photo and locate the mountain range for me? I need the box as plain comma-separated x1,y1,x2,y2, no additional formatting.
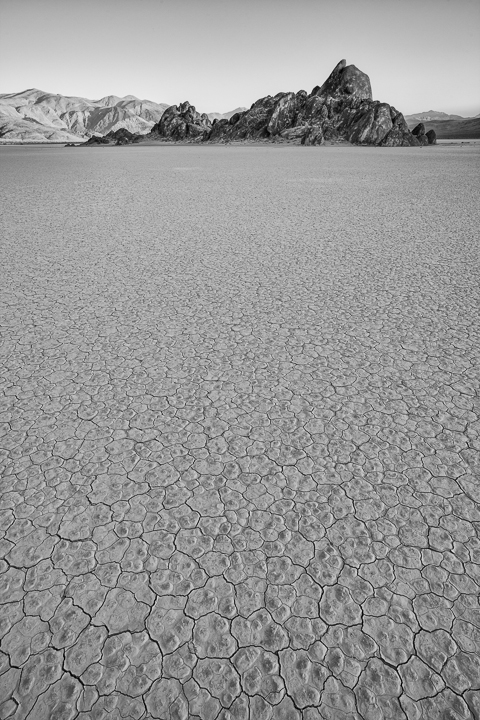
1,78,478,144
0,89,246,143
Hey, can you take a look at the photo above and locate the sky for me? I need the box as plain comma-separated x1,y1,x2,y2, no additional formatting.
1,0,479,116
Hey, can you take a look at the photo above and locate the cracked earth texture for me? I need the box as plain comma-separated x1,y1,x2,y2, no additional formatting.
0,144,479,719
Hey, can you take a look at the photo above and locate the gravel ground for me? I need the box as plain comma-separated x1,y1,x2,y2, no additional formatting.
0,144,479,719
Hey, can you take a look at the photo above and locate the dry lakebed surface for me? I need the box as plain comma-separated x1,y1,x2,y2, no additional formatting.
0,144,479,719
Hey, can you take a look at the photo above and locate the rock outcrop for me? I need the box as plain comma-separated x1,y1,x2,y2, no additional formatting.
202,59,427,146
83,128,141,146
137,59,433,147
77,59,437,148
83,135,110,146
149,102,212,141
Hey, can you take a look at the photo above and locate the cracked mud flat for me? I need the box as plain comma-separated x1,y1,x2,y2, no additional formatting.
0,144,479,719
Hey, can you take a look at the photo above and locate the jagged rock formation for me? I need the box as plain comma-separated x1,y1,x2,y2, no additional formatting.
83,128,141,146
139,59,435,147
149,102,212,141
205,60,430,146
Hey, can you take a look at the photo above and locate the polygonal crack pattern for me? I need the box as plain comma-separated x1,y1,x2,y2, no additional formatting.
0,146,479,719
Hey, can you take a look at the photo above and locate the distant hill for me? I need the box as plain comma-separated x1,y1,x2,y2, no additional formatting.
207,107,247,121
0,89,170,143
419,118,480,139
405,110,466,123
405,111,480,139
0,88,251,143
405,110,480,139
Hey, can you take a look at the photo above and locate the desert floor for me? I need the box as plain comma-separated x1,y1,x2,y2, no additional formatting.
0,144,479,719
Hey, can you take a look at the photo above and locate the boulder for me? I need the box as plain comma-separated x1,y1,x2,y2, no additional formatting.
347,103,393,145
426,129,437,145
229,112,243,126
412,122,426,136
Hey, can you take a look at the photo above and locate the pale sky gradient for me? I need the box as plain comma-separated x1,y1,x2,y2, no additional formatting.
1,0,479,116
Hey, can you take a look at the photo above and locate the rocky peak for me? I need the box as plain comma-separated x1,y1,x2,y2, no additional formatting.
312,59,372,102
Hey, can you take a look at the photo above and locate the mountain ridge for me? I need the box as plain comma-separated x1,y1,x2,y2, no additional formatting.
403,110,480,139
0,89,171,143
0,88,248,143
405,110,469,122
3,73,478,144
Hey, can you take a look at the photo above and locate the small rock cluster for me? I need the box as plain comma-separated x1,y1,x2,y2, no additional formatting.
83,128,141,146
411,123,437,146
